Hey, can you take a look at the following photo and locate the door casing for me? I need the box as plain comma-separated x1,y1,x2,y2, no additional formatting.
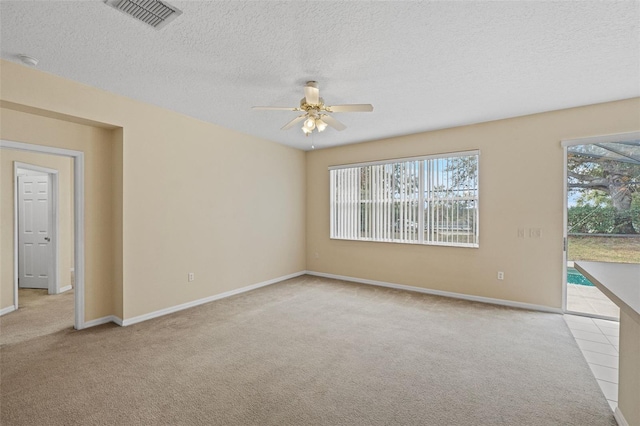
2,140,86,330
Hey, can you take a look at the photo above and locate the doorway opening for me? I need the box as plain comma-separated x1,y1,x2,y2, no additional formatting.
7,161,77,341
1,140,86,330
562,132,640,320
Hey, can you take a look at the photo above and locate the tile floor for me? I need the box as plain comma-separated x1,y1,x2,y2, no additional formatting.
567,284,620,319
564,314,620,412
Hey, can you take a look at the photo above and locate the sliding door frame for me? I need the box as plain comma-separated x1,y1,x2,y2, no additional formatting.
560,131,639,319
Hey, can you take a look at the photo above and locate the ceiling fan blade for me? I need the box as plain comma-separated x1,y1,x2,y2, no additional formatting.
252,106,299,111
281,114,307,130
322,115,346,131
326,104,374,113
304,82,320,105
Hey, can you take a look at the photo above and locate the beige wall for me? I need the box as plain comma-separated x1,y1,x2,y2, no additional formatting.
119,110,306,318
0,149,73,303
0,108,119,321
306,98,640,309
618,310,640,426
0,59,306,321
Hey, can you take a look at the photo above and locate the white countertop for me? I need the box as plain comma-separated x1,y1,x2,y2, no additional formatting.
574,261,640,322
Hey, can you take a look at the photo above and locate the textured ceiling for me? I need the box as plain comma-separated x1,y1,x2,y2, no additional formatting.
1,1,639,150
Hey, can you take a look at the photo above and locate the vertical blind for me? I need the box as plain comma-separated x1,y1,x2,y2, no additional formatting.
330,151,479,247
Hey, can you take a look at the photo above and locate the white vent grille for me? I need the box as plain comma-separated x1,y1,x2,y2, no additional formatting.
105,0,182,30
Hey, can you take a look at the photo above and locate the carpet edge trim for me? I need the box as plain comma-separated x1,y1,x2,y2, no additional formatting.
306,271,562,314
615,407,629,426
120,270,307,327
0,305,17,316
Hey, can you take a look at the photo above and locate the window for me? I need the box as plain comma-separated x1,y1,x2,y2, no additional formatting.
330,151,479,247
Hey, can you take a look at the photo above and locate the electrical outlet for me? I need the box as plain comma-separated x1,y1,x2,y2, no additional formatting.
497,271,504,280
188,272,195,282
314,252,320,259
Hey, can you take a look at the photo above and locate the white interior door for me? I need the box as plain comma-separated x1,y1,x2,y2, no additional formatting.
18,175,52,289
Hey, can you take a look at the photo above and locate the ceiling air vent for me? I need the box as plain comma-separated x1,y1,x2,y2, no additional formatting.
105,0,182,30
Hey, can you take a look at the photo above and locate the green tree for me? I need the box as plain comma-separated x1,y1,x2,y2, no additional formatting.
568,144,640,234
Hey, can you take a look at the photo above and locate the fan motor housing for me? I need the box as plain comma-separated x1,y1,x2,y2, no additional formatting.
300,97,324,110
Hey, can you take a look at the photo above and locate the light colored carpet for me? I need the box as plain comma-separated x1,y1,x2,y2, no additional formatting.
1,275,615,425
0,288,74,345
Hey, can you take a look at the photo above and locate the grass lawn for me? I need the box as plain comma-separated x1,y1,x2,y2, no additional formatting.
568,235,640,263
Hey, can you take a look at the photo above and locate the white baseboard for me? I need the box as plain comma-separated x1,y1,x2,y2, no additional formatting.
79,270,559,329
0,305,17,316
306,271,563,314
614,407,629,426
82,315,123,329
59,285,72,293
121,271,306,327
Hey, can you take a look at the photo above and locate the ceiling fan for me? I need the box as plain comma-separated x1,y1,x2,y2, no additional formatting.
252,81,374,135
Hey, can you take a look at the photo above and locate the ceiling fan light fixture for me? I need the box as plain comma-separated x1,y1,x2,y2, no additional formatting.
304,117,316,130
252,81,373,138
316,118,328,132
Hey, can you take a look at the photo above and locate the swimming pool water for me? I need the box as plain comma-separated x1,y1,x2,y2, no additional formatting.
567,267,595,287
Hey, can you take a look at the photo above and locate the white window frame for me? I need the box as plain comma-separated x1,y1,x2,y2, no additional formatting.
329,150,479,248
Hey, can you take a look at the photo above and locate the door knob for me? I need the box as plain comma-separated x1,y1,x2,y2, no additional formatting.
44,237,50,242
